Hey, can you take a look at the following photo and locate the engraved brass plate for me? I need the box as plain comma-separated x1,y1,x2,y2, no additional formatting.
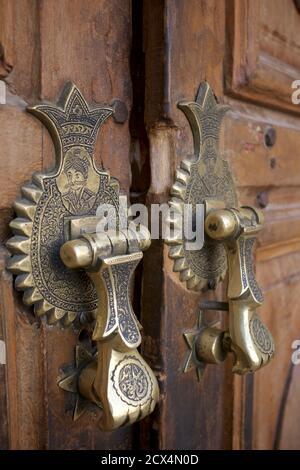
7,83,120,326
167,82,274,376
59,237,158,429
166,82,238,291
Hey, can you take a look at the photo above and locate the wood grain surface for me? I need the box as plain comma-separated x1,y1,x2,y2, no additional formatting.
1,0,300,450
0,0,133,450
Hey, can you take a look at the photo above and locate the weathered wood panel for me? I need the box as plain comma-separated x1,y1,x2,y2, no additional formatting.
143,0,300,450
0,0,133,449
1,0,300,451
0,0,40,99
226,0,300,114
278,363,300,449
142,0,235,450
253,252,300,449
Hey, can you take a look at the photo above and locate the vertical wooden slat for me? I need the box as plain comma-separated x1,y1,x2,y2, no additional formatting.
142,0,236,449
38,0,133,450
0,0,134,449
0,250,47,449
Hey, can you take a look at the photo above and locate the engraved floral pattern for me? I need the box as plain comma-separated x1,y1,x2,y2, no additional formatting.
7,83,121,324
118,363,149,402
167,82,239,290
111,261,141,345
111,356,152,407
250,315,274,355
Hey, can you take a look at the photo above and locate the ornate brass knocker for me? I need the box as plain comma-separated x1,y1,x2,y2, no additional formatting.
166,82,274,377
7,83,159,430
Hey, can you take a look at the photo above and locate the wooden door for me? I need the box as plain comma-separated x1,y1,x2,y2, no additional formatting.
141,0,300,450
1,0,300,450
0,0,135,450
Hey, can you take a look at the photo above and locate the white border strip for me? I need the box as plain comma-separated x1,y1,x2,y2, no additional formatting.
0,81,6,105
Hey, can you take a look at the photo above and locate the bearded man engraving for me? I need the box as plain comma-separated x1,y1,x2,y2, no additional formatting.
61,147,96,214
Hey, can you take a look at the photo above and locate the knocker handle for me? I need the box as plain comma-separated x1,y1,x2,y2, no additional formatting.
205,207,275,374
61,231,159,430
7,82,159,430
166,82,275,379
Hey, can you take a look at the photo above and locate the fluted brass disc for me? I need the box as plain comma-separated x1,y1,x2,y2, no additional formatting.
7,83,120,326
166,82,238,291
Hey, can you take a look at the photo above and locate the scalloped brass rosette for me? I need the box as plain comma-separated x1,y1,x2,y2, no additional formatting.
166,82,274,376
166,82,238,291
6,83,159,430
7,83,119,327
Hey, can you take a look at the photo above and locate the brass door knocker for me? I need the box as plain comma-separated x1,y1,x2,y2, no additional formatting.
166,82,274,377
7,83,159,430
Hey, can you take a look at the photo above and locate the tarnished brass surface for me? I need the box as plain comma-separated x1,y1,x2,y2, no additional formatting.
183,310,225,381
7,83,158,430
60,229,159,430
195,327,227,366
167,82,274,376
58,345,100,422
205,206,274,373
165,81,238,291
7,82,119,327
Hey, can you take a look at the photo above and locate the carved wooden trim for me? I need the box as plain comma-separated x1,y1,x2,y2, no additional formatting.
225,0,300,114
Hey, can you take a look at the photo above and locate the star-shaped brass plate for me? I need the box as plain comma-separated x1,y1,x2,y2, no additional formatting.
183,310,221,381
58,344,101,421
